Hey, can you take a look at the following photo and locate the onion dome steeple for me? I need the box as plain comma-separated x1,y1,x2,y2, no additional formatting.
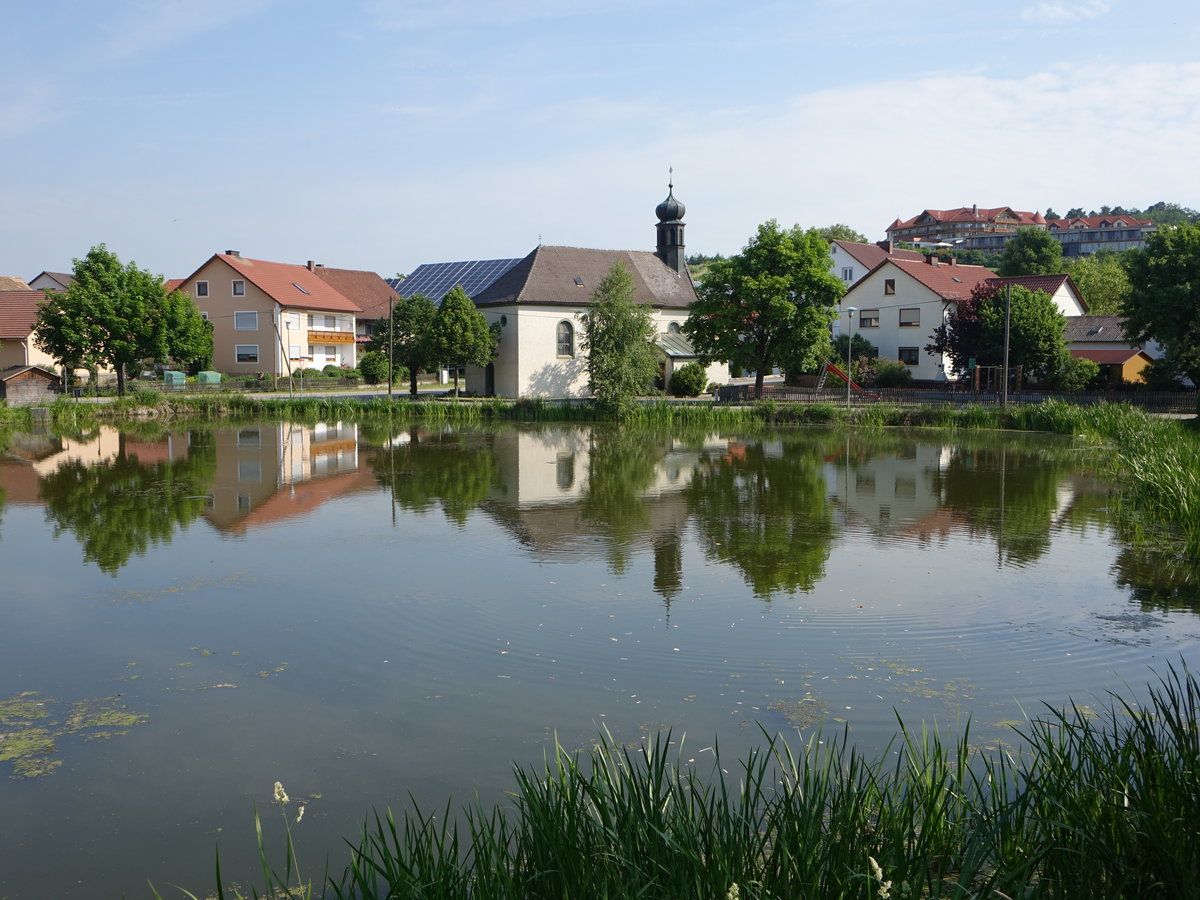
655,170,687,274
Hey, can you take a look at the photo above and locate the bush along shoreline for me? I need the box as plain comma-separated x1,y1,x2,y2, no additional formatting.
156,665,1200,900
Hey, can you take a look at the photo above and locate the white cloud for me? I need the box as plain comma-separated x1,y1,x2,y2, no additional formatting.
1020,1,1112,25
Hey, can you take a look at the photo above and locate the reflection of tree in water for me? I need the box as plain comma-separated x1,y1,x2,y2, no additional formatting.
370,429,498,526
38,431,216,575
580,426,664,573
685,436,834,598
1113,543,1200,616
940,445,1071,567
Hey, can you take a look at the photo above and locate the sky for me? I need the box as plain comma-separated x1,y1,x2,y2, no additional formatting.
3,0,1199,281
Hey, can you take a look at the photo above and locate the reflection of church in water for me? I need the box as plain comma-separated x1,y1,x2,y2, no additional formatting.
477,427,731,603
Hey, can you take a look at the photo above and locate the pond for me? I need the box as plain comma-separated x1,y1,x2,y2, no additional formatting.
0,420,1198,899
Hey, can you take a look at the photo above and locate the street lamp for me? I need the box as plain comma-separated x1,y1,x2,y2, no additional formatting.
845,306,856,409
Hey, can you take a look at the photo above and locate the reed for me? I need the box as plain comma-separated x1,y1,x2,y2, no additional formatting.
178,668,1199,900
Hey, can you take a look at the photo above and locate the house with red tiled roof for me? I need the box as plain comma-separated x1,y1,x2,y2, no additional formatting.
989,274,1087,317
1064,315,1160,385
0,290,57,370
886,206,1047,255
840,256,1000,381
1046,215,1156,258
828,239,923,287
173,251,362,378
305,262,400,344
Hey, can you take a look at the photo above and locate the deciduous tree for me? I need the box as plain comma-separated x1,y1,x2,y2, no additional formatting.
684,220,844,399
580,262,658,415
372,292,439,397
34,245,211,396
1123,223,1200,386
1065,251,1132,314
997,228,1063,276
816,224,869,244
427,286,497,396
927,283,1067,380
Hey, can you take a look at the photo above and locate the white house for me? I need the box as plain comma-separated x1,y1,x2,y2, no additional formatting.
466,186,727,398
828,239,922,289
174,252,361,378
839,256,999,381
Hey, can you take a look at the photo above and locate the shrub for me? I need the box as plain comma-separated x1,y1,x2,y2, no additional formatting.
322,364,342,377
872,357,915,388
358,351,388,385
1053,356,1101,392
669,362,709,397
302,368,325,379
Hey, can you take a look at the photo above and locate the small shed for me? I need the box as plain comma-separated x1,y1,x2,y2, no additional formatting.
0,366,62,405
163,370,186,388
196,370,221,385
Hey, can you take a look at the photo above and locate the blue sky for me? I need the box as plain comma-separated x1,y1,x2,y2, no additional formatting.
3,0,1198,280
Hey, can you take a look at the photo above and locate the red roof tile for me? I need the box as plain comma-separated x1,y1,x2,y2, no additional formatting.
890,206,1044,230
0,291,46,339
884,258,998,299
177,254,362,313
1048,215,1152,230
831,240,923,268
308,264,399,320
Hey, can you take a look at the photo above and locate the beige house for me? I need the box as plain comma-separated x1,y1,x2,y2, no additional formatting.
0,291,58,371
174,252,361,378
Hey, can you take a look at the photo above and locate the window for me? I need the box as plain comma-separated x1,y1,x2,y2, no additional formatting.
307,314,314,328
237,460,262,483
667,321,681,333
842,267,854,282
235,345,259,364
899,308,920,327
898,347,919,365
557,320,574,357
325,345,336,361
884,278,896,295
556,452,575,490
237,428,262,449
325,315,336,329
195,280,209,297
859,309,879,328
232,279,245,296
200,311,209,321
289,345,300,358
237,493,251,510
234,310,258,331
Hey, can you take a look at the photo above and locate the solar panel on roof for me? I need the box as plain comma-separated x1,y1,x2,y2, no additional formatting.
390,258,523,303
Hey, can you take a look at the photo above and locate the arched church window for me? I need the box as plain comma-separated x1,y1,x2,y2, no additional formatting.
557,320,574,357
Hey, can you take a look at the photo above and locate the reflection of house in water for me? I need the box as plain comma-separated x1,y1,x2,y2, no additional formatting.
479,427,730,601
0,428,190,504
204,422,372,533
826,440,953,540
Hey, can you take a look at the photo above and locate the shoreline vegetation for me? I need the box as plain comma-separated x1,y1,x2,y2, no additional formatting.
156,667,1200,900
3,396,1197,897
6,392,1199,554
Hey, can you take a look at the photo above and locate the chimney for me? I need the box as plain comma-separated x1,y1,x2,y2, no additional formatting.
948,257,957,266
225,249,240,257
876,240,894,254
927,255,939,267
307,260,316,271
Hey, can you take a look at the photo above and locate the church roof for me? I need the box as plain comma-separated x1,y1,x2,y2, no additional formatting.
472,245,697,309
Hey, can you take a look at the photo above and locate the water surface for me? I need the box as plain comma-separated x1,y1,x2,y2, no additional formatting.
0,420,1197,898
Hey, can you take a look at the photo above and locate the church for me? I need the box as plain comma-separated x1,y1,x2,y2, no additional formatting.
464,185,726,398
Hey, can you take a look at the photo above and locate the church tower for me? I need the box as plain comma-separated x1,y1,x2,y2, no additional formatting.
655,176,686,274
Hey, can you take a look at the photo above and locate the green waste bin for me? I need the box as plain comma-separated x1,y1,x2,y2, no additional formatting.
196,371,221,385
163,371,185,389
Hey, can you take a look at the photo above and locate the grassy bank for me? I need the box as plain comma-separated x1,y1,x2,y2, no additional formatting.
161,665,1200,900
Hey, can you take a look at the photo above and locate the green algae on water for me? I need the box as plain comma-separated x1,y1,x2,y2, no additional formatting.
0,692,149,779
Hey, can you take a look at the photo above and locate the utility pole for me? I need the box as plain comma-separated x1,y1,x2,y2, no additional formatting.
1002,284,1012,409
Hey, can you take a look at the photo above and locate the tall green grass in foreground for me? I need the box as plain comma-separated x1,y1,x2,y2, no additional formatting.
176,666,1200,900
